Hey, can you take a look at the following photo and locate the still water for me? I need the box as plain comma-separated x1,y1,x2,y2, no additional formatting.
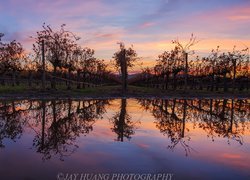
0,98,249,180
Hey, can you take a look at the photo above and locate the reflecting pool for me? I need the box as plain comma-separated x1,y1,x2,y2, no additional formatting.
0,98,249,179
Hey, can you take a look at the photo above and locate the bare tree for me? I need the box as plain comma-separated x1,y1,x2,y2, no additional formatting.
227,46,249,91
75,47,96,88
32,23,80,89
0,38,24,86
156,46,184,90
172,34,199,90
23,53,39,87
113,42,138,92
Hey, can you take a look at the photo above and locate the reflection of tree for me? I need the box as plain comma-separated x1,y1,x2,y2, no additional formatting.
138,98,250,156
76,99,109,129
32,99,110,160
139,99,192,156
0,99,110,159
110,99,137,141
184,99,248,145
33,100,76,161
195,99,245,145
0,101,25,148
0,98,249,159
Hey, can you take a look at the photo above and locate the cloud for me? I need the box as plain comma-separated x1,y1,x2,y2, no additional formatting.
139,22,156,29
229,15,250,21
1,0,250,67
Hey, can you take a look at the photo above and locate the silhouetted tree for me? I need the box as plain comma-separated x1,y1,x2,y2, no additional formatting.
23,53,39,87
113,43,138,92
32,23,80,89
156,46,184,90
63,42,78,90
0,35,24,86
226,46,249,91
172,34,199,90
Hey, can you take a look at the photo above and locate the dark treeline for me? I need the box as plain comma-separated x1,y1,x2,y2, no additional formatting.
0,27,249,92
0,25,118,89
0,98,249,158
131,36,249,92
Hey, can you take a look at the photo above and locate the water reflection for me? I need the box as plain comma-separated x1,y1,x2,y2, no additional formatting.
0,98,249,159
0,101,24,148
110,99,139,141
139,99,192,155
138,98,250,155
0,99,110,160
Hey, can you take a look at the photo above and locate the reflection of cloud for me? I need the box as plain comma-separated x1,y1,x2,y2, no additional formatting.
137,143,150,149
221,153,241,159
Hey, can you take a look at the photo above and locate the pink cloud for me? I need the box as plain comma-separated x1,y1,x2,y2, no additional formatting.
139,22,155,29
189,5,250,29
226,7,250,21
228,15,250,21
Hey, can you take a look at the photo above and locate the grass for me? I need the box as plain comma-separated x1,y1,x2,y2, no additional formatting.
0,84,28,93
0,84,249,98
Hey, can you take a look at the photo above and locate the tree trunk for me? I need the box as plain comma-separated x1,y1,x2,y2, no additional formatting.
41,39,46,90
77,70,81,89
184,52,188,91
16,73,20,86
232,61,236,92
120,49,127,93
67,69,71,90
12,69,16,86
165,73,169,90
199,77,203,90
1,74,5,86
51,66,56,89
82,72,85,89
173,74,177,90
210,73,214,91
215,76,219,91
28,70,33,87
223,73,228,92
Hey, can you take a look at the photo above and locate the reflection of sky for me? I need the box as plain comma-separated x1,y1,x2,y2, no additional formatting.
1,0,250,68
0,99,249,179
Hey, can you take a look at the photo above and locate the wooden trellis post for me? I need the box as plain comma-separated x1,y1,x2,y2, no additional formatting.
184,52,188,91
120,49,127,93
41,39,46,90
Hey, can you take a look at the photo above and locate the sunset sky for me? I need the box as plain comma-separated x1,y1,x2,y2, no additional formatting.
1,0,250,69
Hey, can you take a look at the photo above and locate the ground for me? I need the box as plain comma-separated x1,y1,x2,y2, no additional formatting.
0,85,249,100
